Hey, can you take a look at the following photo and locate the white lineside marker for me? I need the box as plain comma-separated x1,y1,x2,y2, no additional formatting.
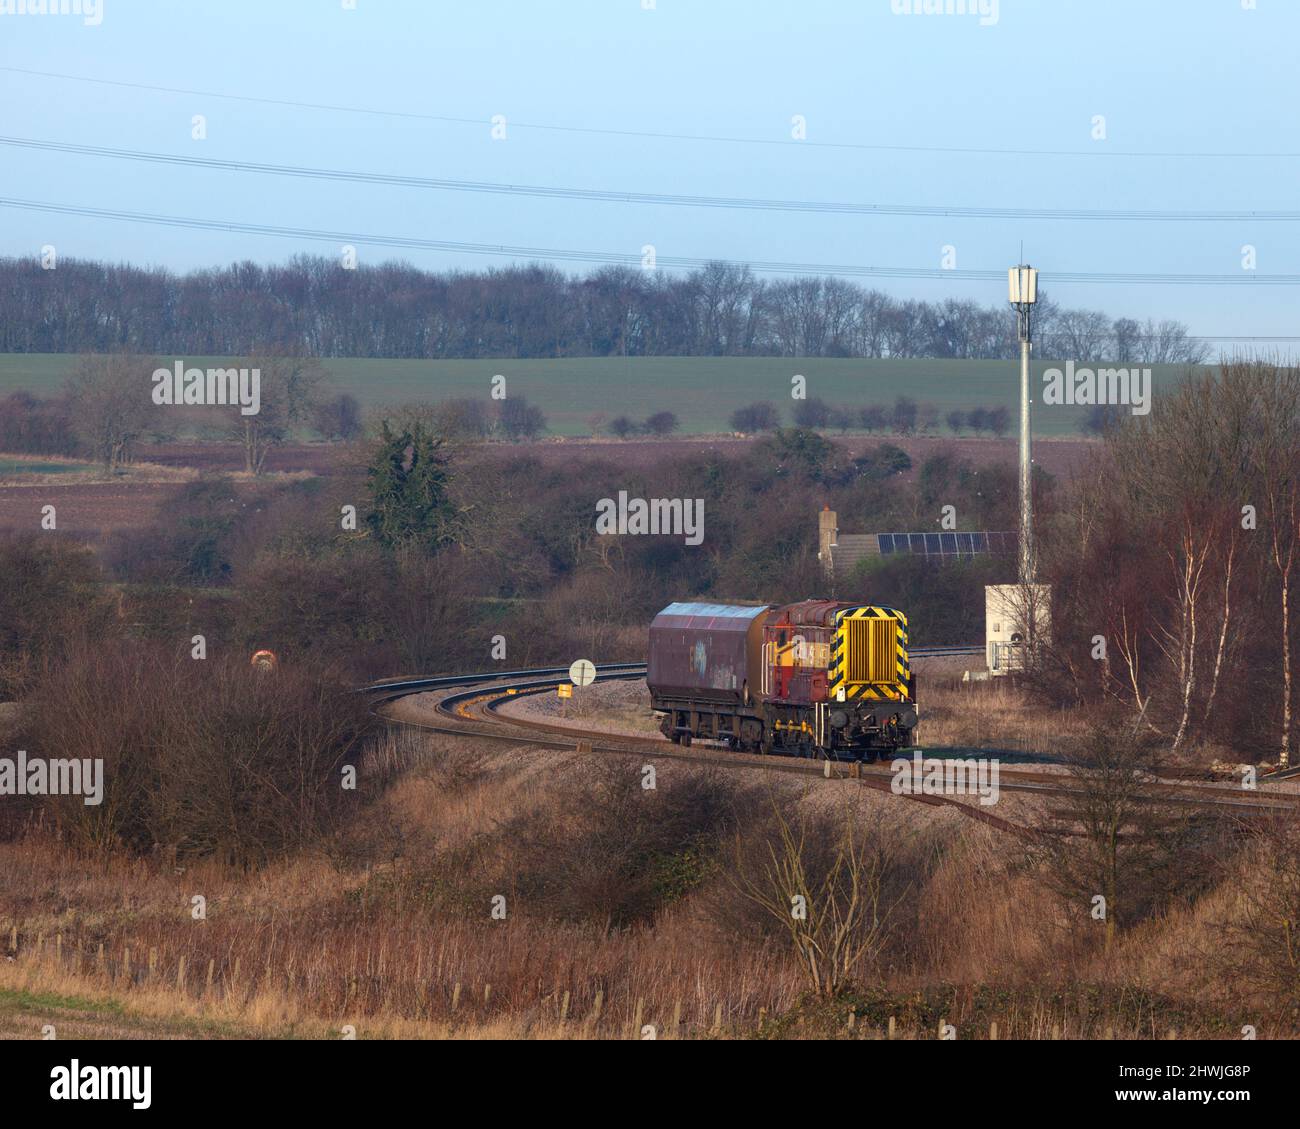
569,659,596,687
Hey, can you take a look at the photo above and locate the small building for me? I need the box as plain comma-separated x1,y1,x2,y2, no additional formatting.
818,507,1015,578
985,583,1052,675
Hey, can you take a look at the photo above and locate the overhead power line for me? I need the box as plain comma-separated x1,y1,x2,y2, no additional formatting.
3,65,1299,161
1034,334,1300,344
4,197,1298,286
7,136,1299,223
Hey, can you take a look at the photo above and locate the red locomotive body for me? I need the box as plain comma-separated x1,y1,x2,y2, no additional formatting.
761,600,842,705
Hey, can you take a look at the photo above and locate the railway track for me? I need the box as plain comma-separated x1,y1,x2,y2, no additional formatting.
365,662,1300,833
364,645,981,703
375,666,1040,838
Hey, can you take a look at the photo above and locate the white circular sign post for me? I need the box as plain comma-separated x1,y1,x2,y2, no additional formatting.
569,659,596,687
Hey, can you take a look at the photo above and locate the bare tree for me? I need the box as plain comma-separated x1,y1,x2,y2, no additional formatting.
1150,512,1212,752
1248,364,1300,766
731,792,904,997
66,352,156,471
382,546,475,673
1035,723,1217,954
226,352,323,475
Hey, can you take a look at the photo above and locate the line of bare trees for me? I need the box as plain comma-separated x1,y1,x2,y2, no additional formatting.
1,352,330,474
1,255,1209,364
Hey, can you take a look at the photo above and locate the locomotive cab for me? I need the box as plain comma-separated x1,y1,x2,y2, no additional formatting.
762,601,916,758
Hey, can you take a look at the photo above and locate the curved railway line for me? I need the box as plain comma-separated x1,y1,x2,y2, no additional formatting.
365,658,1300,838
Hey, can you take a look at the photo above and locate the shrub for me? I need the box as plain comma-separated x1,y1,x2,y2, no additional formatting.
498,396,547,440
0,392,79,456
792,397,831,429
730,402,781,434
859,405,888,433
432,397,492,440
235,547,391,670
644,410,679,437
891,396,918,435
27,644,378,863
503,760,755,929
0,535,116,699
314,393,364,440
852,443,912,480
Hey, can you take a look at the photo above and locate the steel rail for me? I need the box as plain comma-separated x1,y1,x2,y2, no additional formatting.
365,659,1299,820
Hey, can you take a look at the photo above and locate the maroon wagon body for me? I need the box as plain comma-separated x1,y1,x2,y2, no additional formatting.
646,602,771,707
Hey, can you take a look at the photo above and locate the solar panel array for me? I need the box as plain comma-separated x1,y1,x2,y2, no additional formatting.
875,531,1016,560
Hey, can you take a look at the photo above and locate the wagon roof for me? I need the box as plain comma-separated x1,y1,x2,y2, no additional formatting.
653,602,770,622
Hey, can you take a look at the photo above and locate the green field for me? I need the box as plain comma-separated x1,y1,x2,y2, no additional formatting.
0,459,95,475
0,354,1207,437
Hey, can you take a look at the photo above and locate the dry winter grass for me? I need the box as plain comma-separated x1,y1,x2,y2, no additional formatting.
0,726,1292,1040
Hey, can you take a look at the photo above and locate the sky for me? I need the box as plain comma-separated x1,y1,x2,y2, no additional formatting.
1,0,1298,342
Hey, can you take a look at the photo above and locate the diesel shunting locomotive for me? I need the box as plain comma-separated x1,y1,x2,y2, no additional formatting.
647,600,918,761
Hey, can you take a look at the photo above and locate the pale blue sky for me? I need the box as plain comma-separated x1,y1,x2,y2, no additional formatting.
2,0,1297,340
